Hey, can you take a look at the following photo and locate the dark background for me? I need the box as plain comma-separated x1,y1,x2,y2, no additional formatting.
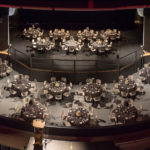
10,9,137,30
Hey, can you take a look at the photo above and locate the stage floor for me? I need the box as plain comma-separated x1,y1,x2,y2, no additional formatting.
10,28,143,71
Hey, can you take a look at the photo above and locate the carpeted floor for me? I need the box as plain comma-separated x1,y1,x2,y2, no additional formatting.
0,68,150,128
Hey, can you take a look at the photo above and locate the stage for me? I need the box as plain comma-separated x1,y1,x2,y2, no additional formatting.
8,28,144,83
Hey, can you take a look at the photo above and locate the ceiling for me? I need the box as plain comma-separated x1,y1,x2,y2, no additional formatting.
0,0,150,11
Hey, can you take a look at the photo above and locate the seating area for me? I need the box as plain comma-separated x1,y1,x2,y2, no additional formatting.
43,77,72,101
23,25,119,55
0,63,148,128
113,75,145,98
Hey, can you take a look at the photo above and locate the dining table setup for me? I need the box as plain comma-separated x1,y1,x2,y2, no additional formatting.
139,64,150,84
113,75,145,98
61,36,83,54
100,29,121,41
23,25,43,39
111,101,138,124
82,79,107,103
77,27,98,41
8,74,32,97
43,79,71,101
21,99,46,122
32,37,55,52
118,78,137,97
49,29,70,40
88,39,112,54
65,107,90,126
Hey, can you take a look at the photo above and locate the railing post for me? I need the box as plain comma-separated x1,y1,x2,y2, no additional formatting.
135,50,137,72
14,47,17,70
117,54,120,81
30,53,33,80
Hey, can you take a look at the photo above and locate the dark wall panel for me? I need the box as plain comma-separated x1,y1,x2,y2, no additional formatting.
0,7,8,51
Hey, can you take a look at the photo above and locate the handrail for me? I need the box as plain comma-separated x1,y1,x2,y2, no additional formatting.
119,47,142,60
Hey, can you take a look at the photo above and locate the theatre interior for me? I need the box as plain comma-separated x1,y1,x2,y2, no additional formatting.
1,0,150,150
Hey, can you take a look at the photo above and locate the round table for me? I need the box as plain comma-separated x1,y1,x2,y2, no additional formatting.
63,40,80,53
112,104,138,124
21,100,46,122
11,77,31,96
82,83,102,98
91,41,107,49
118,79,137,97
66,107,90,126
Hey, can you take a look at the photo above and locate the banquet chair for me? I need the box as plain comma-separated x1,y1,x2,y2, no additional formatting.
69,47,75,53
144,64,149,68
76,45,82,52
43,80,47,86
10,89,17,96
32,39,37,48
101,92,106,98
29,87,36,94
24,75,30,80
113,88,120,95
43,89,49,95
63,92,70,98
62,45,68,51
61,77,67,83
45,45,52,51
6,67,12,74
93,96,100,102
37,45,44,52
43,113,49,120
32,34,37,39
118,75,124,80
121,91,128,98
128,75,134,81
31,82,36,89
116,31,121,39
110,116,117,123
96,79,101,85
14,104,19,113
78,39,82,44
110,35,116,41
50,77,56,82
86,78,93,84
137,104,143,113
69,82,73,88
0,88,3,98
23,97,29,105
98,48,105,54
105,42,112,52
4,60,8,64
14,74,19,80
7,79,12,88
21,91,29,97
85,96,92,103
46,94,53,101
90,47,96,53
55,94,62,101
1,72,7,77
114,83,119,89
129,91,136,98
